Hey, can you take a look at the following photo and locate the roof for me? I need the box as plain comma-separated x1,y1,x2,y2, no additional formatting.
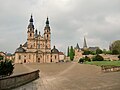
75,43,80,50
15,44,26,53
59,52,64,55
51,46,59,53
6,53,13,56
23,42,27,47
89,47,99,51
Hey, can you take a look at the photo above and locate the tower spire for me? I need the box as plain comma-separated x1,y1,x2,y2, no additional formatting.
83,36,87,49
28,14,34,29
76,43,80,49
44,16,50,30
46,16,49,25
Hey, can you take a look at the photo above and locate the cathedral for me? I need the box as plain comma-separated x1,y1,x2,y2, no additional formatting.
15,15,60,63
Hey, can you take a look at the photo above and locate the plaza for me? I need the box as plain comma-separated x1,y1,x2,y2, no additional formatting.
13,62,120,90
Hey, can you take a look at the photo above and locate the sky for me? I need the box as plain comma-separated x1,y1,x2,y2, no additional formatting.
0,0,120,54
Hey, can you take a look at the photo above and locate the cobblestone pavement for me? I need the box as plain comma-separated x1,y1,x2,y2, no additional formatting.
13,63,120,90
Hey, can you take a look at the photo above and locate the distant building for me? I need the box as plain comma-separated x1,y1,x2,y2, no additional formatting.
88,47,99,52
0,52,6,60
83,36,88,50
0,52,14,60
74,43,83,61
59,52,65,61
15,15,60,63
6,53,15,61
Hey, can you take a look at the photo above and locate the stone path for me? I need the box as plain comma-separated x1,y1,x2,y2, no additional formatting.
13,63,120,90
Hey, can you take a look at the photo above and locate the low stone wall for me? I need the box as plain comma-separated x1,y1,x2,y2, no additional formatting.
0,70,40,90
101,65,120,72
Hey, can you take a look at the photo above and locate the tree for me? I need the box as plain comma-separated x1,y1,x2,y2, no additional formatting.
0,55,3,60
83,50,90,55
69,46,74,61
110,40,120,54
0,60,14,77
90,51,96,55
92,54,104,61
112,50,119,55
96,48,103,54
67,46,70,57
78,58,84,63
84,56,91,62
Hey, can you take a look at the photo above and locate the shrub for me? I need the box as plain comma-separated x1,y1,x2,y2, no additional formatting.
0,60,14,77
118,55,120,60
92,54,104,61
96,48,103,54
78,58,84,63
84,56,91,62
0,55,3,60
112,50,119,55
83,50,90,55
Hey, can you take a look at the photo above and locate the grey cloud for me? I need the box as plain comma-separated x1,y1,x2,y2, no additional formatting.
0,0,120,53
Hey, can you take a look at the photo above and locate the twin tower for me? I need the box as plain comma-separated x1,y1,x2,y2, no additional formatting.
15,15,59,63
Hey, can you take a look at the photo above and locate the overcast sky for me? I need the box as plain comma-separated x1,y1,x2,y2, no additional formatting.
0,0,120,54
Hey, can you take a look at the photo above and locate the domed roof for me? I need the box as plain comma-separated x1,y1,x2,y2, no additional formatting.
15,44,26,53
51,46,59,53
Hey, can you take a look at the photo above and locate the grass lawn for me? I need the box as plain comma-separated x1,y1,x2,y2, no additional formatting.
84,61,120,66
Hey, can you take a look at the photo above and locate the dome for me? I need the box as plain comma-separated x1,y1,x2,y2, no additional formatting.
15,44,26,53
51,46,59,53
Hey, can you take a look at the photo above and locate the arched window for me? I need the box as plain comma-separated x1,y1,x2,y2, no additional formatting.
30,33,32,37
55,55,57,59
47,34,48,38
29,54,31,59
19,55,21,60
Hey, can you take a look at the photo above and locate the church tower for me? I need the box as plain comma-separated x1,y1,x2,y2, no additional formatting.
83,36,87,50
44,17,51,51
27,15,35,49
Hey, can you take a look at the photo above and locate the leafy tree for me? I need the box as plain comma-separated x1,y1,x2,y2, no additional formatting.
90,51,96,55
112,50,119,55
110,40,120,54
96,48,103,54
118,55,120,60
78,58,84,63
67,46,70,57
92,54,104,61
83,50,90,55
105,50,112,54
0,55,3,60
84,56,91,62
69,46,74,61
0,60,14,77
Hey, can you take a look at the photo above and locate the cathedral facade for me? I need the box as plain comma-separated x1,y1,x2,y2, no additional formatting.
15,15,59,63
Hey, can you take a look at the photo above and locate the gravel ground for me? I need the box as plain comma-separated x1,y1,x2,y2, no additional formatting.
13,62,120,90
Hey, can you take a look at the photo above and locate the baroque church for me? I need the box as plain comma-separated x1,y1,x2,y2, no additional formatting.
15,15,60,63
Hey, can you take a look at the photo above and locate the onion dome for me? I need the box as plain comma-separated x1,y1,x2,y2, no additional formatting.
51,46,59,53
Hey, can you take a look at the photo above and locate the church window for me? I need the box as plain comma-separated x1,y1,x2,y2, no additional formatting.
55,55,57,59
47,55,49,59
38,58,40,63
19,55,21,60
38,44,40,49
29,54,31,59
30,33,32,37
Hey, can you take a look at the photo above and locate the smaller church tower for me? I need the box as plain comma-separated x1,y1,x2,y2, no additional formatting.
44,17,51,49
83,36,87,50
27,15,35,49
